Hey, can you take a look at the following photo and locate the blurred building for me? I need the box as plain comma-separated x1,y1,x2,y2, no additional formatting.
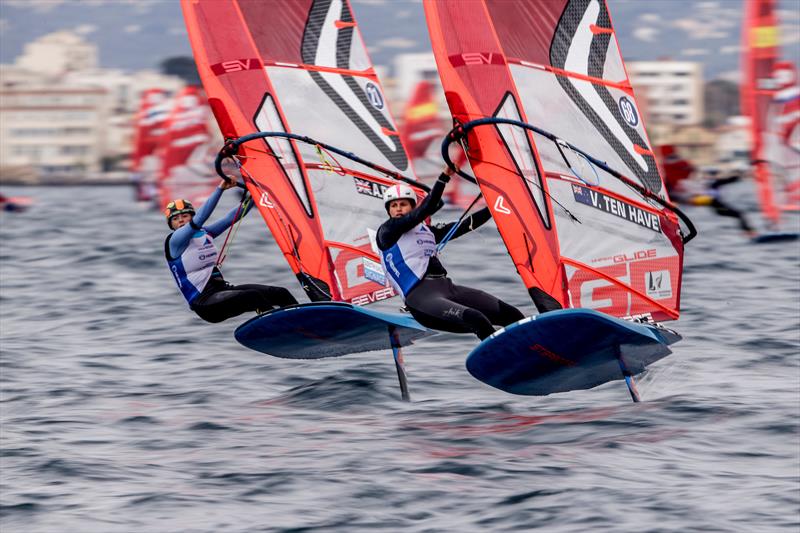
15,31,98,76
62,69,184,166
659,125,718,166
64,69,184,114
0,86,111,176
704,79,740,128
714,116,751,163
0,31,184,181
628,61,704,126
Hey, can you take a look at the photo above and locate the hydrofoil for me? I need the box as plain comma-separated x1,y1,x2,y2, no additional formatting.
235,302,434,401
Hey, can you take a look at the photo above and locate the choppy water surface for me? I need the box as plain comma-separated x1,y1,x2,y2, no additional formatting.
1,185,798,532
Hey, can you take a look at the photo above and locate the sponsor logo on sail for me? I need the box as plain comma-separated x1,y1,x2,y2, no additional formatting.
494,195,512,215
449,52,506,67
210,58,263,75
645,270,672,299
362,257,386,286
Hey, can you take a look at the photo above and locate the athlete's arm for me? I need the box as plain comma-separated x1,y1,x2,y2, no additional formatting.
168,181,228,257
710,174,741,190
376,174,450,250
430,206,492,243
205,198,254,238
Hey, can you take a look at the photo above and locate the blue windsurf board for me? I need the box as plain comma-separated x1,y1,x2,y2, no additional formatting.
235,302,432,358
751,232,799,243
466,308,681,396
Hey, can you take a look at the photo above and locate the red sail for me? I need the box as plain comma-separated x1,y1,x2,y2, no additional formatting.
182,0,420,304
131,89,170,202
131,89,169,173
741,0,800,224
742,0,781,225
401,81,442,163
156,86,218,208
425,0,684,321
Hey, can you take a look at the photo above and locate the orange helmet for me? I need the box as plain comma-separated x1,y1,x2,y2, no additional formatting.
164,199,195,227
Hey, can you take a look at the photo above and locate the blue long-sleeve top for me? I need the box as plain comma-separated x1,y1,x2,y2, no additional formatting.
376,175,492,277
168,187,253,258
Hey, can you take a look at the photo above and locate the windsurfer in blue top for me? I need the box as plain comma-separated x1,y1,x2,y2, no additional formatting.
164,179,298,323
377,167,524,340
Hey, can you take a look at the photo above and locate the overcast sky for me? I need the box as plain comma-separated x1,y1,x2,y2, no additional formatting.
1,0,798,86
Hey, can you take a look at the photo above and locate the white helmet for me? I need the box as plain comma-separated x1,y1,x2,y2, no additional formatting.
382,183,417,213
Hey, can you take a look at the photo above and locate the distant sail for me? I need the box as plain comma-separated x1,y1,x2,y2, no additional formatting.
400,80,476,208
131,89,170,200
763,61,800,210
425,0,689,321
400,80,444,178
182,0,424,304
741,0,800,225
656,144,695,194
156,86,218,208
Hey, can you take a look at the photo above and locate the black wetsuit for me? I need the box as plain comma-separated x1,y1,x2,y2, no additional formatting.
189,276,298,324
165,186,298,324
377,174,524,340
707,175,754,233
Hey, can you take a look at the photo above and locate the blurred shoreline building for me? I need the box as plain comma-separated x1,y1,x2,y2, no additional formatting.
0,86,110,176
0,31,184,183
627,61,704,127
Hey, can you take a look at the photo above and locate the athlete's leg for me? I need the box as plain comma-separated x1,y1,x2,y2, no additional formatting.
233,284,298,309
193,283,298,323
447,282,525,326
405,279,495,339
710,198,754,232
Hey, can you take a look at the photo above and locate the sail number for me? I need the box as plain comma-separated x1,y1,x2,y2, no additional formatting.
618,97,639,127
365,82,384,110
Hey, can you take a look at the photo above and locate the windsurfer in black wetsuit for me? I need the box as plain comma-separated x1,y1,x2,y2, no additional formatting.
376,166,524,340
164,179,298,323
668,165,756,237
699,169,756,236
659,146,755,237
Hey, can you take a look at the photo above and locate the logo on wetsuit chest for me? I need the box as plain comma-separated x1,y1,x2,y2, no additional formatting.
171,264,182,287
384,253,401,277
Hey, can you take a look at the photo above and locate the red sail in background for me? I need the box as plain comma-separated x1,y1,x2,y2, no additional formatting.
741,0,800,226
131,89,169,172
156,86,218,208
182,0,421,304
425,0,685,321
400,80,474,207
400,81,442,164
131,89,170,201
769,61,800,208
656,144,695,194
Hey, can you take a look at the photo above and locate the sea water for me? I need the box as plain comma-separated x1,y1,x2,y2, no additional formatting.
1,184,798,532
